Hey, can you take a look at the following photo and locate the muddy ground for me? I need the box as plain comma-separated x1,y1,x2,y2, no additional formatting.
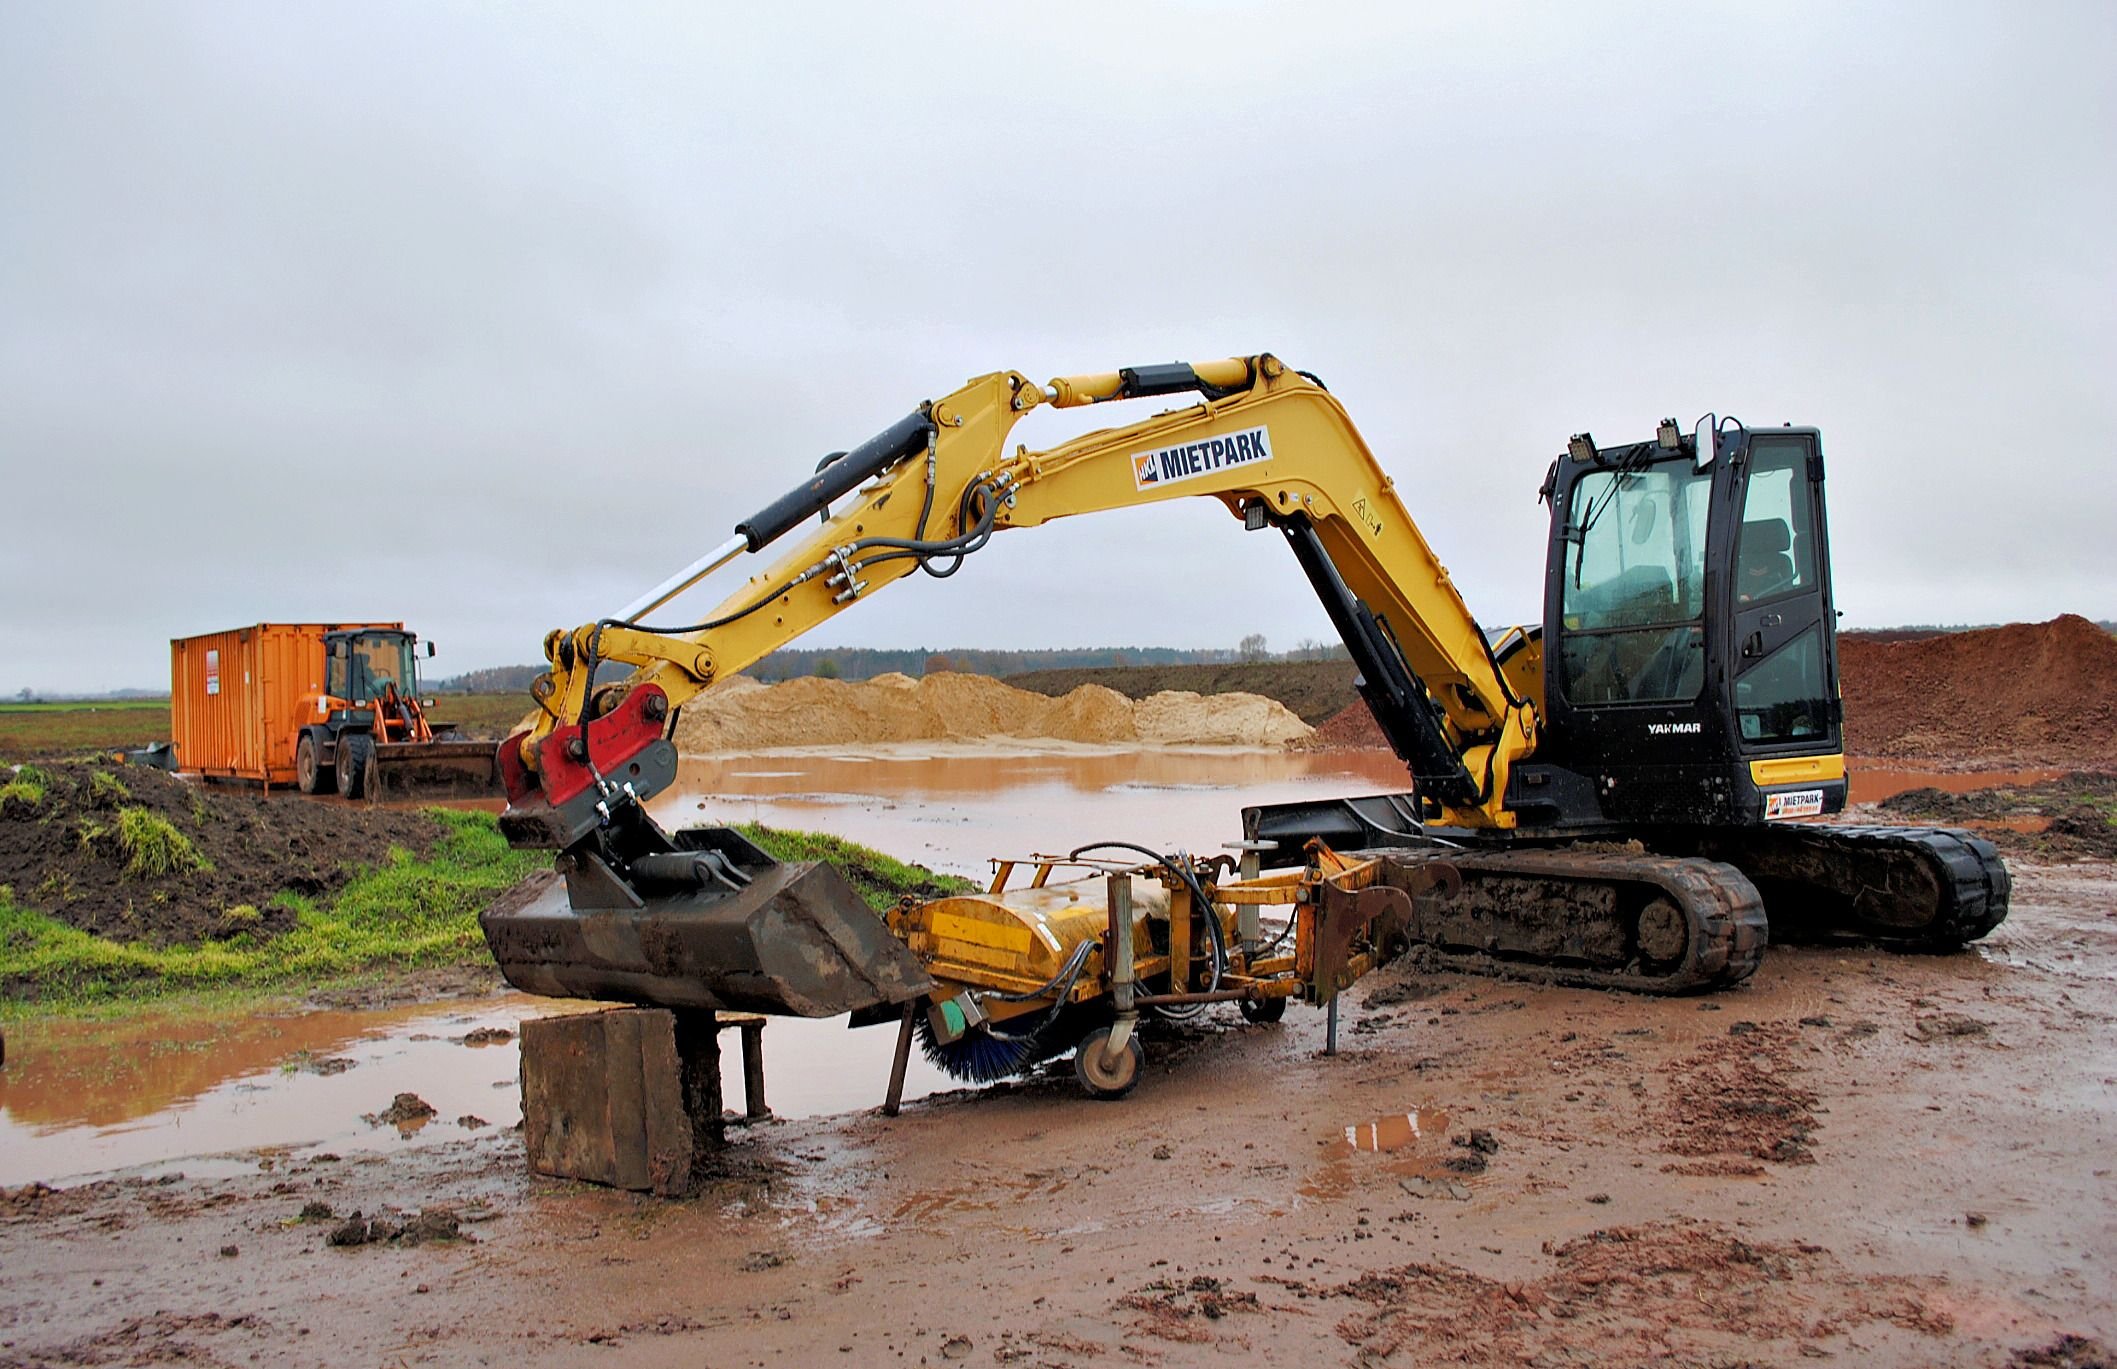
3,858,2110,1368
1883,774,2117,862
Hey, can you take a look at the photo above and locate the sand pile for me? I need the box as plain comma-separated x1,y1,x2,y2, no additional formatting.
1293,616,2117,770
672,672,1308,752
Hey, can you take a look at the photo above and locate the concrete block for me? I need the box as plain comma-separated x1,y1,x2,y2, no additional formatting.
519,1008,722,1196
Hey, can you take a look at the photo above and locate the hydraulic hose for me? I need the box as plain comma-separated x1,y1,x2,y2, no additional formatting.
976,938,1098,1042
1068,840,1228,1019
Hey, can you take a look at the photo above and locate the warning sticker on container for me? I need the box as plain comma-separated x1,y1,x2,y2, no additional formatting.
205,649,220,697
1131,425,1274,490
1764,788,1825,820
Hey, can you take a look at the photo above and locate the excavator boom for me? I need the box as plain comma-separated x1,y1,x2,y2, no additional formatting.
483,353,1999,1021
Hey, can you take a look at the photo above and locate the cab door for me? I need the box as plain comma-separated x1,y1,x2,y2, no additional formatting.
1721,430,1841,770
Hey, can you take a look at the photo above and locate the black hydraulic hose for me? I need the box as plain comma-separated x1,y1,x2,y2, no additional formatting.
1068,840,1227,1018
979,938,1098,1041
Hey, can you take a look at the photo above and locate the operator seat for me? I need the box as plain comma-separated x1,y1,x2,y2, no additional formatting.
1738,520,1796,602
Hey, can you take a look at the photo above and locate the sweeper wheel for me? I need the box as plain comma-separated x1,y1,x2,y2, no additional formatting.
1073,1026,1142,1100
1238,995,1287,1025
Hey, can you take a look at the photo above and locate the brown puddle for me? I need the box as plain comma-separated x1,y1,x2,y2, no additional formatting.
0,998,969,1187
2,747,1414,1189
658,746,1413,877
1847,763,2066,805
1301,1105,1460,1205
1336,1107,1452,1156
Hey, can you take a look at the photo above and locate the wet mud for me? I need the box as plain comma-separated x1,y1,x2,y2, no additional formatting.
1878,771,2117,861
2,855,2110,1366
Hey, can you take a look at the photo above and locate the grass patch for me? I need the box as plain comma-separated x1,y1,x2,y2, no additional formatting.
115,806,211,879
3,808,542,1012
737,823,973,909
3,813,964,1015
88,769,130,804
0,763,50,808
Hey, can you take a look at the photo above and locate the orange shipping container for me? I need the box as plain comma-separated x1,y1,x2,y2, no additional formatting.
169,622,402,786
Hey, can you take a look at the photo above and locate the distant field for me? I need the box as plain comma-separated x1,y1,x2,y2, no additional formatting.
0,701,170,762
0,692,532,763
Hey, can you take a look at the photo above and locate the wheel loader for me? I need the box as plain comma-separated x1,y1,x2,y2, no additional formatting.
170,622,502,801
298,627,499,799
479,355,2008,1094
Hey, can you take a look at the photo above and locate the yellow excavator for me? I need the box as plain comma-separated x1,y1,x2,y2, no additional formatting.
481,355,2008,1091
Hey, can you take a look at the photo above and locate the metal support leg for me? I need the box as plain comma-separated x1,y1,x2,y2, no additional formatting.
1325,995,1339,1056
882,1003,916,1116
740,1022,768,1119
1102,873,1140,1068
670,1009,724,1182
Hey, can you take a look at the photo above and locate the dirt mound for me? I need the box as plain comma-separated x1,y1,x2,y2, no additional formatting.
1878,772,2117,861
1006,661,1359,725
0,761,440,945
1037,684,1139,743
1293,1218,1951,1364
674,676,928,751
670,673,1309,752
1292,617,2117,770
1841,615,2117,767
1134,690,1311,745
1296,699,1389,751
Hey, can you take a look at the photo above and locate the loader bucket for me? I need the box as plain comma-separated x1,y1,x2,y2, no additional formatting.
369,740,504,802
479,826,934,1018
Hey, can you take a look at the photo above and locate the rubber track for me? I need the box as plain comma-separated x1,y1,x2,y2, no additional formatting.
1728,823,2012,948
1376,847,1768,995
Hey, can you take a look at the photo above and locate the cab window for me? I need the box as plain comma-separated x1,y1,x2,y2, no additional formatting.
1735,437,1818,605
1558,461,1712,704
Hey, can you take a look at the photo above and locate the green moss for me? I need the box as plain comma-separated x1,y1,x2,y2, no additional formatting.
115,806,210,879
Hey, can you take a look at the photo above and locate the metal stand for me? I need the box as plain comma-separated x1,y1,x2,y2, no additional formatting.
1325,996,1339,1056
883,1002,916,1116
737,1019,768,1120
1104,873,1139,1061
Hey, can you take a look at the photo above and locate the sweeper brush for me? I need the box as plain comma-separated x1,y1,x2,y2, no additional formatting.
913,1002,1101,1084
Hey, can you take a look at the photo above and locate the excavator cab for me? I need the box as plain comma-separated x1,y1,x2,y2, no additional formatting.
1523,421,1844,828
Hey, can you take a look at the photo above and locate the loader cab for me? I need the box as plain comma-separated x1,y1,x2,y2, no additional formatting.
324,630,423,706
1522,421,1844,827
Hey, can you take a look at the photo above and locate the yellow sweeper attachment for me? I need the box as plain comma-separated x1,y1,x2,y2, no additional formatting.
879,842,1460,1099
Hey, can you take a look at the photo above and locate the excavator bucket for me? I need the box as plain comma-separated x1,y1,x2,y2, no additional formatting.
479,826,934,1017
367,740,504,801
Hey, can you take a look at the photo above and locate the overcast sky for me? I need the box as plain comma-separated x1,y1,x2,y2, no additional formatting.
3,2,2112,694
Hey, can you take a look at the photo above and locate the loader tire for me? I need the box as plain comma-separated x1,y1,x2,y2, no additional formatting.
295,734,332,795
336,733,375,800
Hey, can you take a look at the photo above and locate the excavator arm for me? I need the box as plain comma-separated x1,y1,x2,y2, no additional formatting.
500,354,1535,851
